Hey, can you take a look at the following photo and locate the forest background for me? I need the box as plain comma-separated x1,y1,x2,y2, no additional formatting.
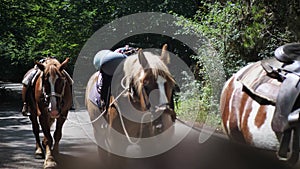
1,0,299,124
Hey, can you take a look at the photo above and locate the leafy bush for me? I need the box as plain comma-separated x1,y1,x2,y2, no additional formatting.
174,0,298,127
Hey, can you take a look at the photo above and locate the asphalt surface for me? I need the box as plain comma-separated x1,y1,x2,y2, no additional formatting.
0,82,296,169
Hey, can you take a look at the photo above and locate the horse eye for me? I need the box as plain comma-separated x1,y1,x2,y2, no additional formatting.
56,78,63,85
143,80,149,86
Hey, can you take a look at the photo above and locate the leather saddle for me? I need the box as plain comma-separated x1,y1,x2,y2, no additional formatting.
238,43,300,162
262,43,300,133
238,43,300,131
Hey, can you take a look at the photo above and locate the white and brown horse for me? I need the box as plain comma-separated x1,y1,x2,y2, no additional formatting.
24,57,73,168
85,45,176,164
220,60,300,165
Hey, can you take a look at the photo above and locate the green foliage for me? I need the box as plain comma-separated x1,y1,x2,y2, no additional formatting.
175,70,221,128
173,0,299,126
2,0,300,128
176,0,297,78
175,71,201,122
0,0,198,82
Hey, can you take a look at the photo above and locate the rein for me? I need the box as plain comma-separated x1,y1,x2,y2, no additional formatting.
65,87,130,125
114,104,152,144
113,75,169,144
69,73,177,145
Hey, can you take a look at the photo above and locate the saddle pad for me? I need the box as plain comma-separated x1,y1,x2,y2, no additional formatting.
237,61,282,104
88,72,101,107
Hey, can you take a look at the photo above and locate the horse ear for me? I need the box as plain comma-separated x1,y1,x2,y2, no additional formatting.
161,44,170,64
59,57,69,71
36,61,45,71
138,49,149,69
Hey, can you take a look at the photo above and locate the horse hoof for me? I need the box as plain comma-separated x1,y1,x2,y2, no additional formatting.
44,158,57,169
35,149,44,159
35,153,44,159
44,162,57,169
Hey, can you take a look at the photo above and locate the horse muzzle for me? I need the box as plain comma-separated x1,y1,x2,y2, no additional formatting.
47,95,62,118
47,103,61,118
154,104,176,122
48,108,60,118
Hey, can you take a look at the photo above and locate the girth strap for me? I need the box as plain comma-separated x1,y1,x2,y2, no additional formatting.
272,73,300,133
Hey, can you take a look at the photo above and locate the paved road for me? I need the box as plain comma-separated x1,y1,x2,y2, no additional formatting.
0,82,295,169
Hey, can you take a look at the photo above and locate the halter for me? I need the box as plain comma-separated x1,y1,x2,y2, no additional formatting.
42,72,67,111
112,75,174,144
125,75,172,112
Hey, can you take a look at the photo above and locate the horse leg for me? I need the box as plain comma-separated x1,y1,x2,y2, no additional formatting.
53,115,67,155
29,114,44,158
39,116,57,169
21,85,29,116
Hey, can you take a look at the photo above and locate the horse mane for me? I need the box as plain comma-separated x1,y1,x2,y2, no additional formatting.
43,58,63,78
124,52,175,96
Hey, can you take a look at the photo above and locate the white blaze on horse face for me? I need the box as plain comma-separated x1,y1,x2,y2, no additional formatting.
156,75,168,106
49,75,58,112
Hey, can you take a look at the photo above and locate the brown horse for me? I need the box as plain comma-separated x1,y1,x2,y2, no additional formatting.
24,57,73,168
220,59,300,165
85,45,176,164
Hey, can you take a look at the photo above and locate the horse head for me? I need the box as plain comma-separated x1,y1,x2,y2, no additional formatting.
119,44,176,136
36,57,70,118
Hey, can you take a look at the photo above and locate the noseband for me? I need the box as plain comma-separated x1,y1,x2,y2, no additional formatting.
119,74,174,136
42,74,67,112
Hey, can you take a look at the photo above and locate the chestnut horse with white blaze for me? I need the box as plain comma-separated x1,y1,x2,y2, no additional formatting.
85,45,176,165
24,57,73,169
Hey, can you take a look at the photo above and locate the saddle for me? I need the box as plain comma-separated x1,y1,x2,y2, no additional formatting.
238,43,300,162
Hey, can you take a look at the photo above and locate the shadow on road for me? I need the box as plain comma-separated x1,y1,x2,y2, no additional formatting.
0,83,295,169
89,130,291,169
0,83,100,169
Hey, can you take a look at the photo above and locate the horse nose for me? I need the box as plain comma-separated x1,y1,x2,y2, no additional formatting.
48,97,60,118
50,110,60,118
48,102,60,118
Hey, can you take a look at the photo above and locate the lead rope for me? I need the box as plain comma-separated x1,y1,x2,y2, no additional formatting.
65,75,130,125
114,104,152,144
66,75,153,145
65,87,129,125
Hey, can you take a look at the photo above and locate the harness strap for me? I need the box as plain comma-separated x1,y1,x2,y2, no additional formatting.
45,92,63,98
261,60,284,81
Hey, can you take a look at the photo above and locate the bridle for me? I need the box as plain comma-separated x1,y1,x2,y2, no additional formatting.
111,74,175,144
126,74,172,112
41,72,67,114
